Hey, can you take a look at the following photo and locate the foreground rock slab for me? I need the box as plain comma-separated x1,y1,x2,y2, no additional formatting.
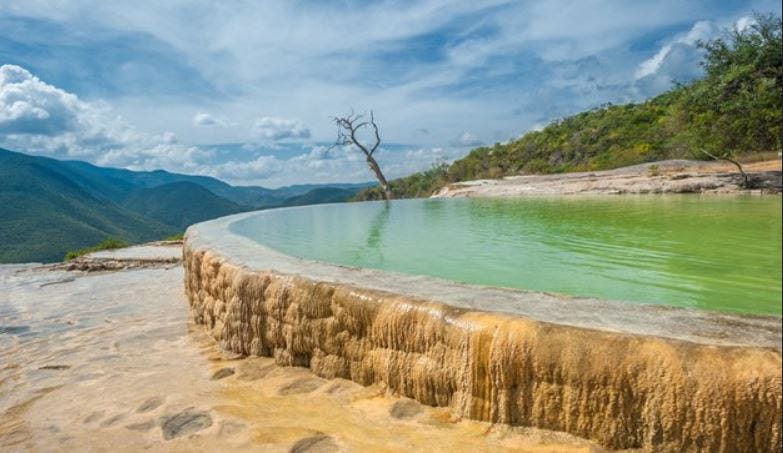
432,159,782,197
0,254,601,452
44,242,183,273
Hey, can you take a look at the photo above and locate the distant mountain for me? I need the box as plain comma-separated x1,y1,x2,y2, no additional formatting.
58,158,372,207
0,149,174,263
59,159,280,207
273,182,373,199
122,181,248,230
281,187,359,207
0,147,371,263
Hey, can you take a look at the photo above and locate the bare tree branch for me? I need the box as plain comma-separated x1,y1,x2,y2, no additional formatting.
332,110,392,200
369,110,381,155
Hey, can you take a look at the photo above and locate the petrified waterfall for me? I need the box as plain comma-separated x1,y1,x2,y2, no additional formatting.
184,244,782,452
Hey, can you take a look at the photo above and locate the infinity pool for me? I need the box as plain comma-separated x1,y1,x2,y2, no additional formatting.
230,196,782,316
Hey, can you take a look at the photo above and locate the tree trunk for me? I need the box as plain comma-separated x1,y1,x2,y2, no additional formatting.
701,149,749,188
723,156,750,188
366,156,393,200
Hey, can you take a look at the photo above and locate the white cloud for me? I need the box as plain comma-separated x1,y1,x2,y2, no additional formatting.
451,132,484,147
634,21,715,80
630,19,727,97
3,3,776,186
0,64,81,135
2,0,755,149
211,155,282,181
635,46,674,81
0,64,208,171
192,112,225,127
254,116,310,140
206,144,462,187
1,64,465,186
735,16,755,32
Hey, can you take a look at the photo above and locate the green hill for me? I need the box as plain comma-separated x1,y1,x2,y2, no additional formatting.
122,181,248,230
58,158,371,208
0,148,372,263
0,149,175,263
358,13,782,200
59,160,280,207
280,187,359,207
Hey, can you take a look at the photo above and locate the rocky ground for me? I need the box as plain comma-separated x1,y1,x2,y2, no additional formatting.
0,244,605,452
433,159,782,198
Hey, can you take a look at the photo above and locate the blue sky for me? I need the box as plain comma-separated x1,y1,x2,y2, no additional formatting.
0,0,780,187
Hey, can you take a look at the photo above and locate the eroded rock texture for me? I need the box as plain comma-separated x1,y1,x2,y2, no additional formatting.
184,243,782,452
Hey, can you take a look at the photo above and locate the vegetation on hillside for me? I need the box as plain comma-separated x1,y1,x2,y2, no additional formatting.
121,181,248,230
0,148,369,263
357,13,782,200
0,149,175,263
281,187,359,207
64,238,130,261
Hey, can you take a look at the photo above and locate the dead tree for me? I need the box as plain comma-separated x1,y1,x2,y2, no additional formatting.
332,111,393,200
700,148,750,188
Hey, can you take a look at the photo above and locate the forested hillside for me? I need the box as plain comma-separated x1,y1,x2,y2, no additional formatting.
358,13,782,200
0,150,175,262
122,182,248,230
0,149,369,263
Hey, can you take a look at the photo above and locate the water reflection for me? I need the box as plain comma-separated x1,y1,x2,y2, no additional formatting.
367,201,391,249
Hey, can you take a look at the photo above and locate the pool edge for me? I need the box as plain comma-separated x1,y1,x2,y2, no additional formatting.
187,208,782,348
183,210,782,451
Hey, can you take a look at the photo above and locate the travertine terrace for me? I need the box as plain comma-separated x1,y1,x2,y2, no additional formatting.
432,159,782,197
184,210,782,452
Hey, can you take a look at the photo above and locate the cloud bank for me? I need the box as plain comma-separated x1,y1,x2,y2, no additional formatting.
254,116,311,141
0,64,458,186
1,1,779,185
0,64,208,172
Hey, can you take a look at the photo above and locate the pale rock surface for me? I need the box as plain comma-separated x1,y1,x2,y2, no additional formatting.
432,159,782,198
1,246,602,452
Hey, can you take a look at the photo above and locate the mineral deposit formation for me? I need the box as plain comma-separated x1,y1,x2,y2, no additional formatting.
184,216,782,452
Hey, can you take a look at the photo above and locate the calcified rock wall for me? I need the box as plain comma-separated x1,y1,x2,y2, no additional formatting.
183,244,782,452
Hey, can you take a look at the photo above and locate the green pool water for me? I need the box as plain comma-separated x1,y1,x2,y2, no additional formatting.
230,196,782,316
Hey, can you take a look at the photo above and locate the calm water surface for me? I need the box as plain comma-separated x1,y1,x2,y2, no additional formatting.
231,196,782,316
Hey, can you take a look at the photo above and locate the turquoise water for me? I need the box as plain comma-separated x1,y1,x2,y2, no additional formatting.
230,196,782,316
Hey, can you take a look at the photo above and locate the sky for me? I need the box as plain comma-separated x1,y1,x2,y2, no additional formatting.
0,1,780,187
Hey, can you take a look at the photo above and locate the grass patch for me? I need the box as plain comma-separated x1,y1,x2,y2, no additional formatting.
163,233,184,241
64,237,130,261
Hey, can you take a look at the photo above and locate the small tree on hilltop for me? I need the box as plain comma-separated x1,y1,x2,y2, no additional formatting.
332,110,393,201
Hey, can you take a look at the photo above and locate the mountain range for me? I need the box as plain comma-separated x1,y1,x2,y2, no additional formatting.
0,148,370,263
